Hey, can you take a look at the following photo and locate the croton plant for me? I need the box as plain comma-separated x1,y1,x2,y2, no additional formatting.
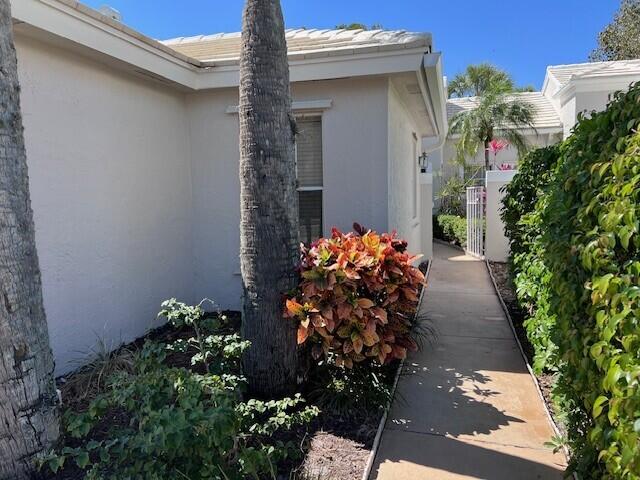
284,224,425,368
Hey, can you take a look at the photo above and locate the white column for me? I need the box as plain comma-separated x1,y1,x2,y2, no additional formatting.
485,170,517,262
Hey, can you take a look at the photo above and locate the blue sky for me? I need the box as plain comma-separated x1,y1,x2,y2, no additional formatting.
81,0,620,89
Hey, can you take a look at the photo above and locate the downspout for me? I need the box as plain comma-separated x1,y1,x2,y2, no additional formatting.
420,52,448,158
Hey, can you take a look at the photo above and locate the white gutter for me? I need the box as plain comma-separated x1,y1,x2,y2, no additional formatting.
421,52,448,154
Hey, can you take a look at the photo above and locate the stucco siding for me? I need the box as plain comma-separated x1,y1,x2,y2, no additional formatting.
187,77,391,310
16,35,194,374
388,82,421,253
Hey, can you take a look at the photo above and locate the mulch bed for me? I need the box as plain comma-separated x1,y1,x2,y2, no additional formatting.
487,261,561,434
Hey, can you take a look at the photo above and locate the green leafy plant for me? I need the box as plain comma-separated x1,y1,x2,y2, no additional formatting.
503,82,640,478
434,214,468,247
42,300,318,480
285,226,424,368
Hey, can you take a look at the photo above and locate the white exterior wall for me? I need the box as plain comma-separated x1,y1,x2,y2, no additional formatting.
16,35,194,374
187,77,391,310
485,170,517,262
15,34,424,370
388,83,422,253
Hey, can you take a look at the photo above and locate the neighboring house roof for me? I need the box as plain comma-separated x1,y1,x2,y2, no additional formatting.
547,59,640,88
446,92,562,131
162,29,431,62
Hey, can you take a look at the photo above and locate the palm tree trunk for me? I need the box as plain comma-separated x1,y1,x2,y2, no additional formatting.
238,0,299,397
0,1,60,478
484,139,491,171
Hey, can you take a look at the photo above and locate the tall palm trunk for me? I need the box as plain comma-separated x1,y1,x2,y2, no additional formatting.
238,0,299,397
0,1,59,478
484,138,491,170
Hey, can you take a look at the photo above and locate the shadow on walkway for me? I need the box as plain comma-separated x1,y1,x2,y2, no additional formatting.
370,243,566,479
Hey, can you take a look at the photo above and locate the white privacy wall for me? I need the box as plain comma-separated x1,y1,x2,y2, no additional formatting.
485,170,517,262
388,82,422,254
16,36,194,374
186,77,391,309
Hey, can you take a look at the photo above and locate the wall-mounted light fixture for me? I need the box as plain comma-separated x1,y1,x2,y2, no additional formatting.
418,152,429,173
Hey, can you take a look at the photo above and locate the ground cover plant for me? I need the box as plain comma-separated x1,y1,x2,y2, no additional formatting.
42,300,318,480
502,83,640,478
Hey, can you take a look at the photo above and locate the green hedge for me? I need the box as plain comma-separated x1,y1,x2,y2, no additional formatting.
501,146,561,373
503,83,640,478
434,214,467,247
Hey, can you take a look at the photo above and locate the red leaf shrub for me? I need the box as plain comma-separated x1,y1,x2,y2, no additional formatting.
284,225,425,368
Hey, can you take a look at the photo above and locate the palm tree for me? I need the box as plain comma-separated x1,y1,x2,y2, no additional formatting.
448,63,515,98
0,0,60,477
449,91,536,170
238,0,299,397
448,63,535,98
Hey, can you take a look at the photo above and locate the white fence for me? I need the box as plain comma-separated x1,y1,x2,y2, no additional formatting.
466,186,485,259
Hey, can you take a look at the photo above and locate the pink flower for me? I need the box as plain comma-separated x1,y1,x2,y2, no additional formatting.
498,163,515,171
488,139,509,156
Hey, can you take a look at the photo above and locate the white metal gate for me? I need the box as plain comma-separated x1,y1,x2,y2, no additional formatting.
466,186,485,259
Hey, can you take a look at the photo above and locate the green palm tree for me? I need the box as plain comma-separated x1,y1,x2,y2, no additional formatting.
449,91,536,170
448,63,515,98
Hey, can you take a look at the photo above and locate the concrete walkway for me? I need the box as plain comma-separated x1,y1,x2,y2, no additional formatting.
370,242,567,480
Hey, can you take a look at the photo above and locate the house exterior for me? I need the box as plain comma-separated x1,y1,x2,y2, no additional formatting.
11,0,446,373
433,58,640,204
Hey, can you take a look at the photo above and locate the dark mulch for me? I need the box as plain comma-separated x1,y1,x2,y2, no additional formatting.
487,261,559,432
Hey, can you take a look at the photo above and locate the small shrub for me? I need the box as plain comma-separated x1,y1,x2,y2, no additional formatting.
284,226,424,368
435,214,467,247
43,300,318,480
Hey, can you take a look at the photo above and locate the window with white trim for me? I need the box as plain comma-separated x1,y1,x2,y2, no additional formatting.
296,116,323,244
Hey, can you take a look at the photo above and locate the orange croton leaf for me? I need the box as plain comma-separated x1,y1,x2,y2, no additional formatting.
286,299,305,317
352,336,364,354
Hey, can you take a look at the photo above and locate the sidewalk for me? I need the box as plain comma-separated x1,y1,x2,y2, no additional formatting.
370,242,567,480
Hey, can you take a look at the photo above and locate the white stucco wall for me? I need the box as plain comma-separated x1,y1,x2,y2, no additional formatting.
388,82,422,254
187,77,391,310
15,34,424,371
485,170,516,262
16,35,194,374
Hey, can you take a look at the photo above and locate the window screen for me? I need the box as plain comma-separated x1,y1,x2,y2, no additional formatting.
296,117,323,244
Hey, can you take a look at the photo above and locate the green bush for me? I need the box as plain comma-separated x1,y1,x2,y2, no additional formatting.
501,146,561,373
504,83,640,478
540,87,640,478
434,214,467,247
501,145,560,258
43,300,318,480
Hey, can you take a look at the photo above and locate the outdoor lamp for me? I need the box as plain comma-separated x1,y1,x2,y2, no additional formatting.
418,152,429,173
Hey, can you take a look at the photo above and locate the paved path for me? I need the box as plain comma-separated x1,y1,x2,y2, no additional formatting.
370,242,567,480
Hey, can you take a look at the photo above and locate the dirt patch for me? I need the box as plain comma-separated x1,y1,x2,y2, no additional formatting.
487,261,560,435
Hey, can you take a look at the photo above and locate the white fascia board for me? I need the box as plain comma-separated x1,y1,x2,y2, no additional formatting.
14,0,200,89
195,48,427,90
419,53,448,154
555,74,640,104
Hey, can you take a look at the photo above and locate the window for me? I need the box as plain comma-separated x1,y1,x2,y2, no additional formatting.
296,116,323,244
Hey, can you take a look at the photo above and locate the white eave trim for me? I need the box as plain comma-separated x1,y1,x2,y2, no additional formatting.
421,53,448,149
14,0,431,92
554,74,640,104
225,99,333,114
